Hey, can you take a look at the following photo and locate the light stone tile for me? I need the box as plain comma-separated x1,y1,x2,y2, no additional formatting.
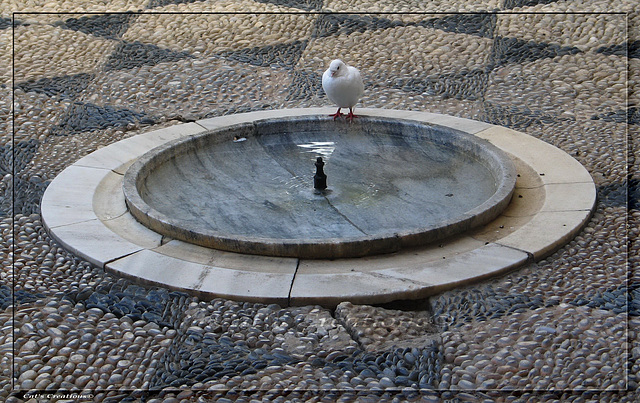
106,249,292,305
300,26,493,81
113,159,136,176
294,236,499,304
512,154,545,189
505,186,546,217
4,1,145,15
425,114,493,134
495,13,625,52
0,30,10,86
75,122,206,171
289,270,426,307
13,24,117,82
73,145,141,172
144,0,300,13
358,108,440,121
468,214,535,244
324,1,501,14
98,132,182,161
475,126,594,184
93,170,127,221
495,210,594,260
485,53,627,121
47,219,144,269
196,108,334,130
376,243,529,293
92,168,164,248
134,121,208,144
297,235,486,274
154,240,298,274
41,165,109,229
542,182,596,212
101,213,164,250
110,122,208,157
123,13,316,55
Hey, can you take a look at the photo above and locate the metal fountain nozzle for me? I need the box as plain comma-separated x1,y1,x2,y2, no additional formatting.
314,157,327,191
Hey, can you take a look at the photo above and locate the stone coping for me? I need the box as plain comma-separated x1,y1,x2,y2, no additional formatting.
122,115,517,259
41,108,596,307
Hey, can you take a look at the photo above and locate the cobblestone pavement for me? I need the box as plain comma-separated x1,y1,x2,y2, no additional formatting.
1,0,639,401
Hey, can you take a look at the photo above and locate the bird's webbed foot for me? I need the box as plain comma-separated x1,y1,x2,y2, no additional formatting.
346,108,359,123
329,108,344,120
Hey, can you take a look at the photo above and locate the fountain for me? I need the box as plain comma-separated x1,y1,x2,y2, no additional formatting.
122,116,516,259
41,108,596,306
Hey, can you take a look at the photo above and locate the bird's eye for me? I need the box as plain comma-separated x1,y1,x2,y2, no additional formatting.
336,66,340,69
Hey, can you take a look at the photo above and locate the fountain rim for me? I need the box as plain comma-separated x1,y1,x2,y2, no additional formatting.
121,115,517,259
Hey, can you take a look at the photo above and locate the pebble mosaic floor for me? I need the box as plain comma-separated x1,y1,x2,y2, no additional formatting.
1,0,639,401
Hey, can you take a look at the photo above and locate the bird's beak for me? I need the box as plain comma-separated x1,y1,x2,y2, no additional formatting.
331,71,336,77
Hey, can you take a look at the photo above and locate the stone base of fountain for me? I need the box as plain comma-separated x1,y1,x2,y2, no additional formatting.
42,108,596,307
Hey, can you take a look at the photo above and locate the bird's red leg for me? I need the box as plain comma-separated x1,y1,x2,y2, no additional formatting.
329,108,343,120
346,108,359,122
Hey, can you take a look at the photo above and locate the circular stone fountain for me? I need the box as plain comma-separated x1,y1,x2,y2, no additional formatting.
41,108,596,306
123,116,516,259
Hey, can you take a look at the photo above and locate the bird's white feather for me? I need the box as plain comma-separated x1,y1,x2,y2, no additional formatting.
322,59,364,109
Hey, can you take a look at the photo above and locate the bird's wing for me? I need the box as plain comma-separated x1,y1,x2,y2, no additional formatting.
321,70,331,93
348,66,364,96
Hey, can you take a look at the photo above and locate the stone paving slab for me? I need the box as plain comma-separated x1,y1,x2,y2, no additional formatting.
154,240,299,274
40,165,108,228
92,170,128,221
105,248,294,305
46,218,145,269
376,243,529,291
75,122,207,171
495,210,595,260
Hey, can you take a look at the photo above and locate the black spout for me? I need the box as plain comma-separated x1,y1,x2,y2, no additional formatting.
314,157,327,190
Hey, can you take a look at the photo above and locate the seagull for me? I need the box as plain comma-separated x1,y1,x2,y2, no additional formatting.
322,59,364,122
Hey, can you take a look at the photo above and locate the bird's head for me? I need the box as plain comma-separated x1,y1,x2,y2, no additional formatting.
328,59,346,77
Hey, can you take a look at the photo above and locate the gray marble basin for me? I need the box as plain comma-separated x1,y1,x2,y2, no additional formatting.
123,116,516,258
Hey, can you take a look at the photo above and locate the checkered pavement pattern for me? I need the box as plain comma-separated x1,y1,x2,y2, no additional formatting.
1,0,637,217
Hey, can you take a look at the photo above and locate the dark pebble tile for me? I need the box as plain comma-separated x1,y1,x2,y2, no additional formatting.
147,0,202,8
503,0,561,9
218,40,307,69
312,14,403,39
569,282,639,315
56,13,134,40
3,175,49,217
50,102,153,136
596,41,640,59
0,139,39,175
481,101,569,130
490,36,581,68
0,17,14,30
255,0,323,11
394,68,490,101
0,286,45,309
287,69,323,101
104,41,194,71
418,14,496,39
592,107,640,125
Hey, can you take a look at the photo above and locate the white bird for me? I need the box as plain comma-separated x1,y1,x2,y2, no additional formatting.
322,59,364,122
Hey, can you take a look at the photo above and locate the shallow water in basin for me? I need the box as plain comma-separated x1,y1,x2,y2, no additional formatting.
139,128,497,240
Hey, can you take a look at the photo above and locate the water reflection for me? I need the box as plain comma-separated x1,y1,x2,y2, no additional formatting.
296,141,336,159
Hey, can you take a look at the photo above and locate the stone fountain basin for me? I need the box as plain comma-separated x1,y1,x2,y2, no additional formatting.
123,116,516,258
